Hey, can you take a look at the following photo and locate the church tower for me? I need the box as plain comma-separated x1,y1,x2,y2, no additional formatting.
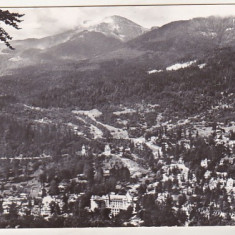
81,145,86,156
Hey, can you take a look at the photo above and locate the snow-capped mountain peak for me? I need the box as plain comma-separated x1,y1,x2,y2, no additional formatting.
80,15,148,41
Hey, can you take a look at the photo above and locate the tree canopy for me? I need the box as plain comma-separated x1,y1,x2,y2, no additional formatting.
0,9,24,49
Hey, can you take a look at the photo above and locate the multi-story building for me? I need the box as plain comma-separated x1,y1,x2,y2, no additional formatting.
90,191,134,216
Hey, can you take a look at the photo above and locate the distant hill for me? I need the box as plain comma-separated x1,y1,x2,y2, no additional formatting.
127,16,235,67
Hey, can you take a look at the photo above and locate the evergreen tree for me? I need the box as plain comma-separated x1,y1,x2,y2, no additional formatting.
49,180,59,196
0,9,24,49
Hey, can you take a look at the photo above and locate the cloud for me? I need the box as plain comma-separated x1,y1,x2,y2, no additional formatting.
3,5,235,40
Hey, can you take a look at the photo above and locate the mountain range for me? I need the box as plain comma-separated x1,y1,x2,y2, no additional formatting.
1,15,235,73
0,15,234,116
0,15,147,74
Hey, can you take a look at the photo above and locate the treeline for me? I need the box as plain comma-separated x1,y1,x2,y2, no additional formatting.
0,114,88,158
23,47,235,119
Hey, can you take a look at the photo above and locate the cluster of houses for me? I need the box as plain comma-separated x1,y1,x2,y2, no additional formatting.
0,188,83,219
1,193,30,216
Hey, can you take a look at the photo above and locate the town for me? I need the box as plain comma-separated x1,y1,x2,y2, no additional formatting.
0,111,234,227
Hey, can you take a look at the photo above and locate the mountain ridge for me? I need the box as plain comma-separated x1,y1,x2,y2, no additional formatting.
2,15,235,76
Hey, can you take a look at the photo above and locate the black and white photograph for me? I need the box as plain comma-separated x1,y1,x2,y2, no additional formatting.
0,0,234,229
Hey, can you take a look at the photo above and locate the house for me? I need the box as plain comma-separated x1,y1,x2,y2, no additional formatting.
103,169,110,178
31,205,41,217
201,158,208,168
204,170,211,179
30,186,42,198
103,144,111,156
68,194,80,203
58,184,66,193
41,195,54,217
226,178,234,192
90,191,134,216
81,145,87,156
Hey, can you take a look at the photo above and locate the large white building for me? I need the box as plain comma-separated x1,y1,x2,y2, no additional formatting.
90,191,134,216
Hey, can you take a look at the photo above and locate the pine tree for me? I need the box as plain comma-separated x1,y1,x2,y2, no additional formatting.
0,9,24,49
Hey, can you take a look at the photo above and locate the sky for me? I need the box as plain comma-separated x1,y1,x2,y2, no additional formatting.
3,5,235,40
